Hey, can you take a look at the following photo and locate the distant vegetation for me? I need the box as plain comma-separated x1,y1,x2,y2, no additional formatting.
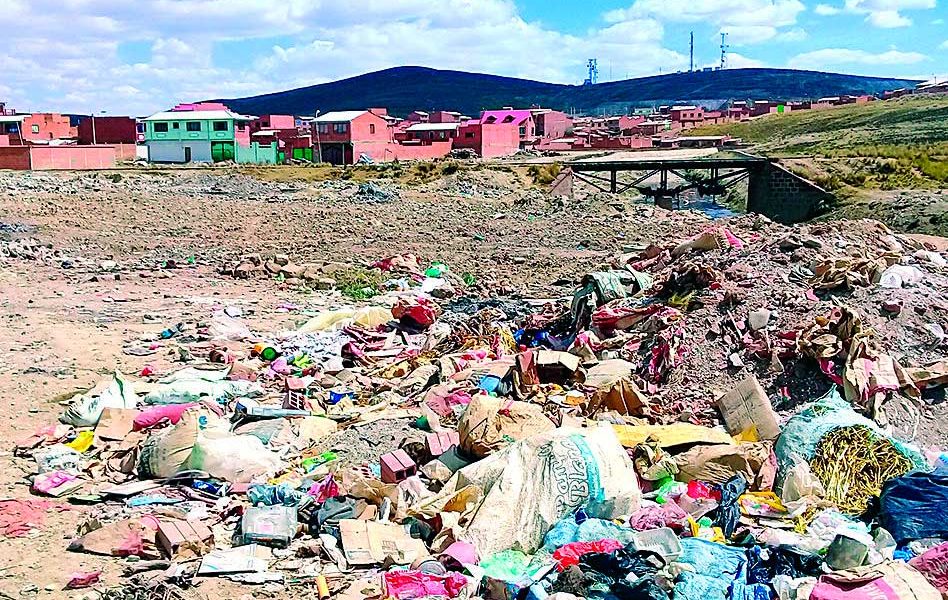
693,96,948,155
693,96,948,191
213,66,917,117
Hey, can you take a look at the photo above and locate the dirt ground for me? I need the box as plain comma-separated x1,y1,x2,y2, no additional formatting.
0,165,946,599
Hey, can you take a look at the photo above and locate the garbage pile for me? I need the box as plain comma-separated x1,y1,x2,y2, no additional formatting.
14,220,948,600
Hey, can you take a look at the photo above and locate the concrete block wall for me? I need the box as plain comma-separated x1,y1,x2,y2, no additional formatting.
747,162,828,223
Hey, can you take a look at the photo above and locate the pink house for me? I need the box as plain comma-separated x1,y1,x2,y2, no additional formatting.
532,109,572,140
454,120,520,158
480,109,535,146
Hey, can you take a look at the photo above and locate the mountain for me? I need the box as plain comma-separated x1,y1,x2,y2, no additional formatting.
212,66,920,117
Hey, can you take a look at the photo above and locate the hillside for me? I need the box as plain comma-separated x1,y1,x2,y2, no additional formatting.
212,66,917,117
692,95,948,155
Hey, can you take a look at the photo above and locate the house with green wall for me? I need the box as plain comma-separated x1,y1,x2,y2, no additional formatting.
142,103,278,164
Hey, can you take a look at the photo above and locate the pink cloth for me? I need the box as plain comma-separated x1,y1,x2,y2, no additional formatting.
0,499,64,538
307,474,340,504
629,502,689,532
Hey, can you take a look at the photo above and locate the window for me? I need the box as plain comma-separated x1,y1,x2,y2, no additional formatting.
186,121,201,132
519,126,526,136
438,131,446,140
333,123,348,134
153,122,169,133
369,123,376,134
31,124,39,134
172,122,180,129
465,132,475,139
213,121,228,132
317,124,329,134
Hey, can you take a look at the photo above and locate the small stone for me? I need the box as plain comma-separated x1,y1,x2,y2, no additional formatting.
274,254,290,266
233,262,254,279
882,300,902,315
280,263,305,278
314,277,336,290
728,352,745,368
99,260,118,271
512,257,527,264
802,237,823,249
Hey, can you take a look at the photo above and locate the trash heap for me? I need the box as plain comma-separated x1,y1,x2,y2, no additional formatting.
14,219,948,600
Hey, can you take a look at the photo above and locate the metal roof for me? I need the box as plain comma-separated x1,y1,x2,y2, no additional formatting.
313,110,367,123
143,110,254,121
405,122,460,132
0,115,26,123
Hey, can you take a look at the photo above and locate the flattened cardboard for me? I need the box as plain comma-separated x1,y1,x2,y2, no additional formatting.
95,408,141,442
716,376,781,440
339,519,427,566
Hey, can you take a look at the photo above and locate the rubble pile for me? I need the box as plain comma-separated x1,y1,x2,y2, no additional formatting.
12,216,948,600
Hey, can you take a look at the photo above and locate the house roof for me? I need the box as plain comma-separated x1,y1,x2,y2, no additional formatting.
670,105,698,110
143,109,253,121
0,115,26,123
480,109,532,125
405,123,460,132
313,110,368,123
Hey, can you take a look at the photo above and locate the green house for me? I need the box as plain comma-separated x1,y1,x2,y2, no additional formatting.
142,107,277,164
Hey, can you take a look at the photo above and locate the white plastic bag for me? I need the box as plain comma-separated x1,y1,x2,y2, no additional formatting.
60,371,138,427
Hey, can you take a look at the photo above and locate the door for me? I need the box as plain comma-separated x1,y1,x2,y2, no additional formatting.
211,142,235,162
184,146,192,163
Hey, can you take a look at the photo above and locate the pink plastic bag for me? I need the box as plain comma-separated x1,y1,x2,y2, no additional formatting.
552,539,624,570
307,474,340,504
384,570,468,599
133,403,197,431
910,542,948,596
393,297,440,328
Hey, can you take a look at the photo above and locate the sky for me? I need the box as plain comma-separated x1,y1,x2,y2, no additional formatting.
2,0,944,116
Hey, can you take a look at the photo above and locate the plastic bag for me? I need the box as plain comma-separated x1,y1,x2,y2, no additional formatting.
553,539,624,570
909,542,948,596
188,431,283,483
579,544,665,579
774,387,925,487
420,425,641,557
384,570,469,599
144,377,261,405
673,538,747,600
457,393,555,458
879,469,948,544
809,561,940,600
60,371,137,427
207,310,252,341
543,516,639,551
709,475,748,538
392,296,440,329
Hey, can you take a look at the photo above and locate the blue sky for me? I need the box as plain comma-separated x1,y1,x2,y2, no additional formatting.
2,0,944,115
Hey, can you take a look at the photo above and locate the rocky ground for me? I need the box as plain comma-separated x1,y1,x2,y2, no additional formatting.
0,166,946,599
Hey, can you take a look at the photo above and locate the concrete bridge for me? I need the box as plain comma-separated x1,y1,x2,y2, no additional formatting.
550,151,830,223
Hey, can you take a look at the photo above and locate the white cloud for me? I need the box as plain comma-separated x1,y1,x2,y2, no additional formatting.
776,28,809,41
867,9,913,26
939,39,948,49
0,0,694,114
814,3,842,14
789,48,929,71
725,53,768,68
842,0,935,27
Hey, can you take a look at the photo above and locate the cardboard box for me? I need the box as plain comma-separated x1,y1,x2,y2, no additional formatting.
380,449,416,483
156,519,215,559
425,431,460,458
716,375,781,440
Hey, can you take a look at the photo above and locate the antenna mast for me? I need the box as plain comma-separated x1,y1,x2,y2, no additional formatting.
719,32,728,70
584,59,599,85
689,31,694,72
